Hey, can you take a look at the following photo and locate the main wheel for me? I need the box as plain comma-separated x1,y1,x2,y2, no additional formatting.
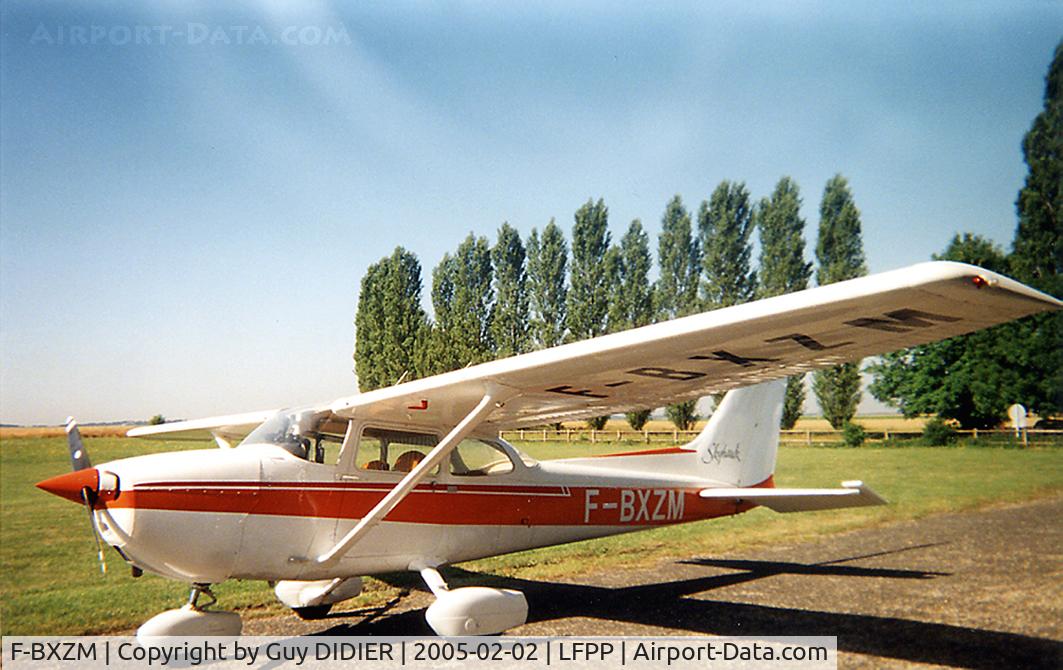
292,604,332,620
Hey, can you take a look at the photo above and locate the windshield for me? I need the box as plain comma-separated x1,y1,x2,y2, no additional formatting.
238,408,325,458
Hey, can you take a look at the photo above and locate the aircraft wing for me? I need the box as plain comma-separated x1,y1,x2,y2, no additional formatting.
126,409,278,444
330,261,1060,429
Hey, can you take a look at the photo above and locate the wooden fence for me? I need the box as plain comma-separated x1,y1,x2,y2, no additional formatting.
498,427,1063,447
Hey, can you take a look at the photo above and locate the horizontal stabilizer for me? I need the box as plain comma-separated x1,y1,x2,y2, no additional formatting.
699,480,886,513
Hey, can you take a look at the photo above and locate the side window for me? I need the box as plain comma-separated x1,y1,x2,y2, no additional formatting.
449,439,515,477
356,427,440,474
310,433,344,465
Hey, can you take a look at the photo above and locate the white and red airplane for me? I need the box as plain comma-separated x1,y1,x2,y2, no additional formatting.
37,262,1060,638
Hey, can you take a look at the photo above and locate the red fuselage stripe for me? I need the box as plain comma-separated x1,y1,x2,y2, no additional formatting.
104,480,767,527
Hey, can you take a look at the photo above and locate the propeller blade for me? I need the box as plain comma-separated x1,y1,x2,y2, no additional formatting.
80,487,107,574
66,417,92,471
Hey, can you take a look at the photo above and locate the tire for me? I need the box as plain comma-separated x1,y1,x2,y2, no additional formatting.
292,604,332,620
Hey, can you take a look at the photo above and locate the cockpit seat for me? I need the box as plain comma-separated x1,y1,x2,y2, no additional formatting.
393,450,425,472
364,459,389,471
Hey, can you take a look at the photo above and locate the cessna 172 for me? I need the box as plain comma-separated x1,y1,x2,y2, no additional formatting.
37,261,1060,638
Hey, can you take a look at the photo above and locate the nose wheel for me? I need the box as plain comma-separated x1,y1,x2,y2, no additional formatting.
137,583,242,639
187,583,217,611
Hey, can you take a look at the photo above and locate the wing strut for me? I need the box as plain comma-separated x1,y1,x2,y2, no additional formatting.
307,384,514,567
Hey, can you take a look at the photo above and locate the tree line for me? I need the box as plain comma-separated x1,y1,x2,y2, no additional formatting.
355,41,1060,432
355,174,868,431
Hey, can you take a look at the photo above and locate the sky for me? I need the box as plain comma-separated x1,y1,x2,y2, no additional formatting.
1,2,1060,425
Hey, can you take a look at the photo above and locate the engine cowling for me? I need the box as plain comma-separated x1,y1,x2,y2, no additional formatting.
425,587,528,636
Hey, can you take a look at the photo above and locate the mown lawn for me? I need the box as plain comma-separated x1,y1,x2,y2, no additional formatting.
2,436,1060,634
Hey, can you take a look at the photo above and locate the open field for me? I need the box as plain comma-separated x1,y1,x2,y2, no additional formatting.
1,435,1060,635
0,425,135,439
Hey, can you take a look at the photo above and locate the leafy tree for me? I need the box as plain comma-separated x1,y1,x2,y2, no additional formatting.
608,219,655,332
815,175,868,284
1012,40,1062,298
604,244,625,333
656,196,702,429
354,247,430,391
757,176,814,429
1009,41,1063,420
812,175,867,428
427,253,461,374
869,44,1062,427
609,220,655,429
757,177,813,298
656,195,701,319
665,403,698,431
812,366,863,430
148,414,166,425
527,220,568,349
868,235,1010,428
568,199,612,429
491,222,530,357
567,198,612,341
427,234,494,374
699,180,757,308
698,180,759,409
868,235,1054,428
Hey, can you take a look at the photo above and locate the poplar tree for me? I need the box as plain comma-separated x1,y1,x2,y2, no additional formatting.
354,247,430,391
656,195,701,319
491,222,530,357
656,196,702,430
567,198,612,341
568,198,612,429
812,175,868,428
428,253,461,374
428,234,494,373
757,177,813,428
699,180,757,308
1009,41,1062,417
698,180,758,411
1012,40,1062,297
615,220,655,330
526,220,569,349
609,220,655,430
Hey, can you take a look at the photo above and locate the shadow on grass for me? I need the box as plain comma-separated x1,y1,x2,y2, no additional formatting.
316,544,1059,669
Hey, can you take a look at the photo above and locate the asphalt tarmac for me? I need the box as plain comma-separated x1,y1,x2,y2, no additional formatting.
245,497,1063,669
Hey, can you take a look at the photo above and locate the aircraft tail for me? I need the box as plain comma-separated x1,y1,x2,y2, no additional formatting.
683,379,786,487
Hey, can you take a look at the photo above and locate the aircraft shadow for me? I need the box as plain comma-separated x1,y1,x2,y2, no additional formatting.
320,547,1061,669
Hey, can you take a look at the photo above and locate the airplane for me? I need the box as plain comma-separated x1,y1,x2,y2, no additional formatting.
36,261,1061,638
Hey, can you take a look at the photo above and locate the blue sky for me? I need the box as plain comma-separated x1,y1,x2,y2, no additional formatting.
1,2,1060,424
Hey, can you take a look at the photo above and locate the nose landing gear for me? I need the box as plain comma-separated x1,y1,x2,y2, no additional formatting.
137,583,242,641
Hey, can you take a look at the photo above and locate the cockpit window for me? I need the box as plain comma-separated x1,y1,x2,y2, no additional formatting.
356,427,440,474
449,439,515,477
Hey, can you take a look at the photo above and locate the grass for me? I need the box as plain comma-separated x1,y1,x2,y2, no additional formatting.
2,435,1060,635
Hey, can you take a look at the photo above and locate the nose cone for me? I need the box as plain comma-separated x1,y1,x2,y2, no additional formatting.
36,468,99,504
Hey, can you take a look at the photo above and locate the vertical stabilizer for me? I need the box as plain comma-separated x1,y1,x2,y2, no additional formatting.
684,379,786,486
